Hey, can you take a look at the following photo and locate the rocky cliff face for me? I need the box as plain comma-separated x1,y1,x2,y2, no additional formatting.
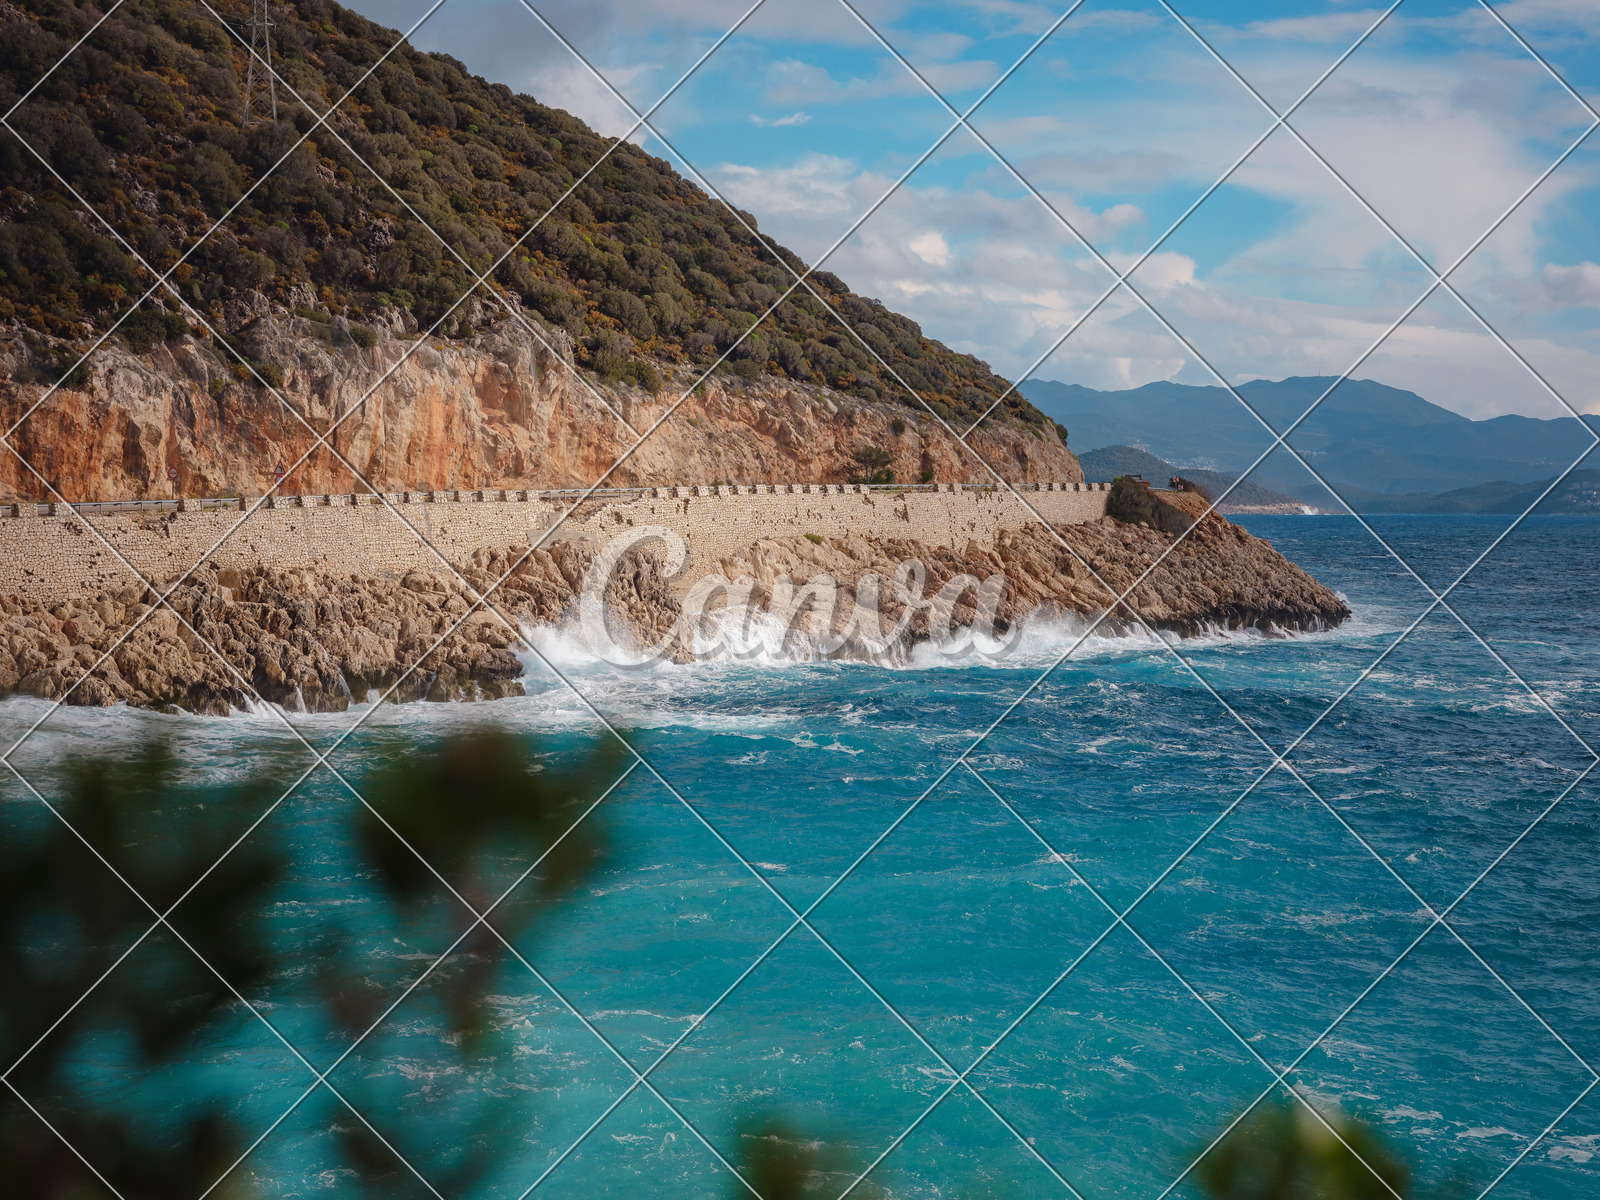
0,304,1081,503
0,496,1347,715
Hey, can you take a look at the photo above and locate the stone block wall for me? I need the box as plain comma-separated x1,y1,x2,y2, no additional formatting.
0,482,1110,604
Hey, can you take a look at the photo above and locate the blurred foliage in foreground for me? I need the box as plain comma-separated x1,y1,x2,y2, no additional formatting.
2,730,1466,1200
1193,1095,1473,1200
0,729,619,1198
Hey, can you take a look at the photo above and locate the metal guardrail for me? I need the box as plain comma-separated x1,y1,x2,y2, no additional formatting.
1,480,1109,518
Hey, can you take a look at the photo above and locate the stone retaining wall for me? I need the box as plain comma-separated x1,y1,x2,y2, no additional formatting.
0,481,1110,604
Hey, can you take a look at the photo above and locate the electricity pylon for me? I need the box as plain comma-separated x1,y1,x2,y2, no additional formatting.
241,0,277,126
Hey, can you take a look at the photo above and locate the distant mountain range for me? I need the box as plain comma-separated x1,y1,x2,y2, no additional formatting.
1348,470,1600,515
1021,377,1599,510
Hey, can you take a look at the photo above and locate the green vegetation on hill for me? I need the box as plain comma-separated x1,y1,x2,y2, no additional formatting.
0,0,1050,430
1106,474,1194,534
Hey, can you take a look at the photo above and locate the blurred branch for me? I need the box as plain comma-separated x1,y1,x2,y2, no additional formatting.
1196,1096,1411,1200
2,728,620,1199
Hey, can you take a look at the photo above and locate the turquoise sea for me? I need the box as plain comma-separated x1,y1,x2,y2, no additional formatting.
3,515,1598,1199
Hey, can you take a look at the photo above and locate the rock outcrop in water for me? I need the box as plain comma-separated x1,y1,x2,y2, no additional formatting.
705,499,1348,647
0,495,1346,714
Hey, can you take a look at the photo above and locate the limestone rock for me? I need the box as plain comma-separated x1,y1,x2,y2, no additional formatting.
0,315,1081,503
0,502,1347,716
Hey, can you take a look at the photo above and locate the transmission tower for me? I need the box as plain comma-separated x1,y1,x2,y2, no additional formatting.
241,0,277,126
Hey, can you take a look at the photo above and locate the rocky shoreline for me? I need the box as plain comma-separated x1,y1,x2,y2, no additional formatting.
0,497,1347,715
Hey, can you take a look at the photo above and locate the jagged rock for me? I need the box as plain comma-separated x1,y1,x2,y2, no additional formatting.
0,499,1346,715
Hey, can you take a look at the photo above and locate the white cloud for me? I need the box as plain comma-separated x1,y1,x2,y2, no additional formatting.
337,0,1600,420
1542,262,1600,308
512,57,653,140
908,231,951,266
1481,0,1600,37
1243,10,1391,45
715,154,864,222
1125,252,1196,292
751,111,811,128
764,59,841,106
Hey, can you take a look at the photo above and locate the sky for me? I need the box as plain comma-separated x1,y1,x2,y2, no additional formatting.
347,0,1600,421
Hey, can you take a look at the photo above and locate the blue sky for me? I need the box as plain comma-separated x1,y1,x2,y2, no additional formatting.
350,0,1600,420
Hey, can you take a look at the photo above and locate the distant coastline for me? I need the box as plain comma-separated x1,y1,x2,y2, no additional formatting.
1079,445,1599,517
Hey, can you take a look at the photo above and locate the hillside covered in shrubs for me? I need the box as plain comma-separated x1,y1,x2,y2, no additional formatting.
0,0,1056,432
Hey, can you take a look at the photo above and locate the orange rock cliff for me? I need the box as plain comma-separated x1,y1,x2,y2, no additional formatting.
0,302,1083,503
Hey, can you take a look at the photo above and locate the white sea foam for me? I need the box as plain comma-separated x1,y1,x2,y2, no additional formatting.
509,598,1393,682
0,594,1399,741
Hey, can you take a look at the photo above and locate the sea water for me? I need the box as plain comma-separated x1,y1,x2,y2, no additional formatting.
2,515,1597,1199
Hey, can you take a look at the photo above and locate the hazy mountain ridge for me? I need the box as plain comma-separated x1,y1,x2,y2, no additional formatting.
1023,376,1598,505
1345,470,1600,516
